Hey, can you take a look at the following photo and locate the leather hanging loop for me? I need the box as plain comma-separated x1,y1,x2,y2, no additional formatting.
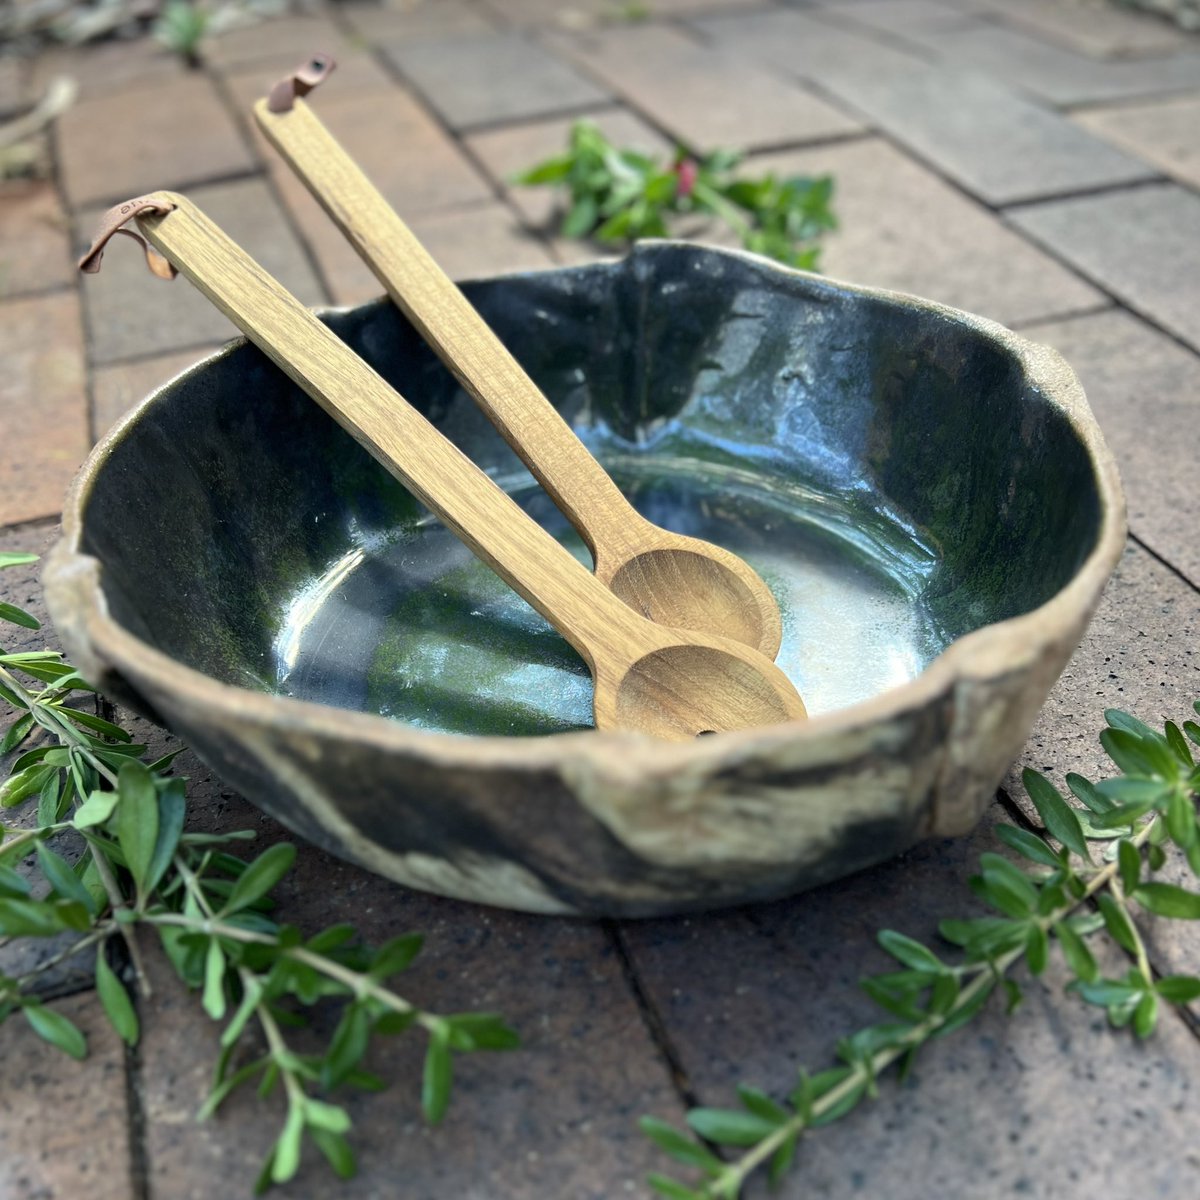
78,195,178,279
266,52,337,113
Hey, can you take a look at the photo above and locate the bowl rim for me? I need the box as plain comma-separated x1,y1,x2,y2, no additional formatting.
45,243,1127,783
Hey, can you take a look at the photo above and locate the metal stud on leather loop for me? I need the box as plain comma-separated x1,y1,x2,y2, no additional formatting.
78,196,178,279
266,52,337,114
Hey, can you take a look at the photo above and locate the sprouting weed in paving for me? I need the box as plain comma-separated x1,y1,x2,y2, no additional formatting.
640,702,1200,1199
3,550,1199,1196
513,120,837,271
0,553,518,1193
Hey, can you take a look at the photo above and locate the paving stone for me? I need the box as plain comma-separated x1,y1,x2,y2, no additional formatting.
203,13,351,71
1074,94,1200,191
748,136,1103,327
622,799,1200,1199
408,200,556,279
0,291,88,525
896,23,1200,107
1009,183,1200,354
0,182,73,299
984,0,1195,58
693,8,1159,204
0,54,24,117
549,23,862,151
342,0,499,44
1006,542,1199,806
249,84,493,304
481,0,766,23
0,990,134,1200
91,343,229,440
80,176,326,366
31,36,189,103
385,31,609,129
816,0,982,35
1020,309,1200,588
57,72,257,210
466,106,672,225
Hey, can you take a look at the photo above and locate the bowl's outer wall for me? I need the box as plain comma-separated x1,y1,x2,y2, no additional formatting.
46,245,1125,916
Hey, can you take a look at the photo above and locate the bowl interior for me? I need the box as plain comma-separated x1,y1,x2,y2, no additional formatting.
80,245,1103,737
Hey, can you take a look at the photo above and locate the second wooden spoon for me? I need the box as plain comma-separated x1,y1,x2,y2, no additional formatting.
121,193,806,741
254,78,783,660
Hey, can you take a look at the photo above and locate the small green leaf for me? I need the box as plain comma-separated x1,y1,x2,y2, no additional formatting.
1156,975,1200,1004
1054,920,1098,983
368,932,424,979
877,930,944,972
687,1107,778,1146
0,896,69,936
1133,990,1158,1038
0,713,34,755
1025,924,1048,976
639,1117,723,1174
994,824,1062,868
1133,882,1200,919
56,707,130,742
310,1126,356,1180
1096,892,1138,952
421,1027,453,1124
202,938,226,1021
72,789,118,828
270,1102,305,1184
647,1174,704,1200
0,601,40,630
0,552,38,569
1022,769,1091,861
1117,840,1141,894
223,843,295,915
143,779,186,897
36,843,95,912
304,1098,351,1134
23,1002,87,1059
1065,772,1115,814
96,951,139,1045
116,761,158,894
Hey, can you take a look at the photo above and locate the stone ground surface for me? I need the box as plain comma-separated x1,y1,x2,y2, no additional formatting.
1,0,1199,1196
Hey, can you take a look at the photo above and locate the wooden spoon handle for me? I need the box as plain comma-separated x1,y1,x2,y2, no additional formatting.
134,193,658,673
253,97,651,569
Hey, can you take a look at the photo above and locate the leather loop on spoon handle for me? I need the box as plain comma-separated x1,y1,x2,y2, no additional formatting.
133,193,661,674
252,96,647,567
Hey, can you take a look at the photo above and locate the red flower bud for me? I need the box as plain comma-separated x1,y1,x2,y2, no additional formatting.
675,158,698,198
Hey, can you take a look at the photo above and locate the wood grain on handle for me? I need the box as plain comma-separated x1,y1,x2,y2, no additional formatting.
133,193,662,678
253,97,644,568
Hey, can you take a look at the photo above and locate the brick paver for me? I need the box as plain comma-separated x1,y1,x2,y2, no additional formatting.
1075,94,1200,191
80,176,325,365
550,23,863,151
977,0,1194,58
57,72,256,209
0,183,73,299
1021,310,1200,588
3,1,1200,1196
385,31,610,129
896,23,1200,106
694,8,1159,204
0,990,133,1200
0,291,88,525
750,137,1104,327
1010,183,1200,354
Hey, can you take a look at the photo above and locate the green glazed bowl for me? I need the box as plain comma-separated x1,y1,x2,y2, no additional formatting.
46,243,1125,916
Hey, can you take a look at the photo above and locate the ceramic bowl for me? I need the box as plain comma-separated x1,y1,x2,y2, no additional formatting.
46,243,1125,916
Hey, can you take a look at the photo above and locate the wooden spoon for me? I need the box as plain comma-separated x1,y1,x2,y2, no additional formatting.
120,193,806,741
253,86,784,661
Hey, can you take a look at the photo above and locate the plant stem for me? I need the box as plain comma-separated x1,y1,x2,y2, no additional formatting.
700,819,1159,1198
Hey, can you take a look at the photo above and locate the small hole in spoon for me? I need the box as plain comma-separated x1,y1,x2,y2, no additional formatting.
696,730,717,738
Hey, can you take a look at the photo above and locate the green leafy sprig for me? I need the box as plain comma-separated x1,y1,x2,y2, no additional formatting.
514,120,837,270
641,702,1200,1199
0,553,517,1192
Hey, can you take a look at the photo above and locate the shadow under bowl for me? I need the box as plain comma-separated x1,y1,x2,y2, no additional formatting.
46,243,1125,917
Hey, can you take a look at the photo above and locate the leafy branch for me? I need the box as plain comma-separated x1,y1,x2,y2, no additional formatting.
514,120,837,270
0,552,517,1192
641,702,1200,1199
